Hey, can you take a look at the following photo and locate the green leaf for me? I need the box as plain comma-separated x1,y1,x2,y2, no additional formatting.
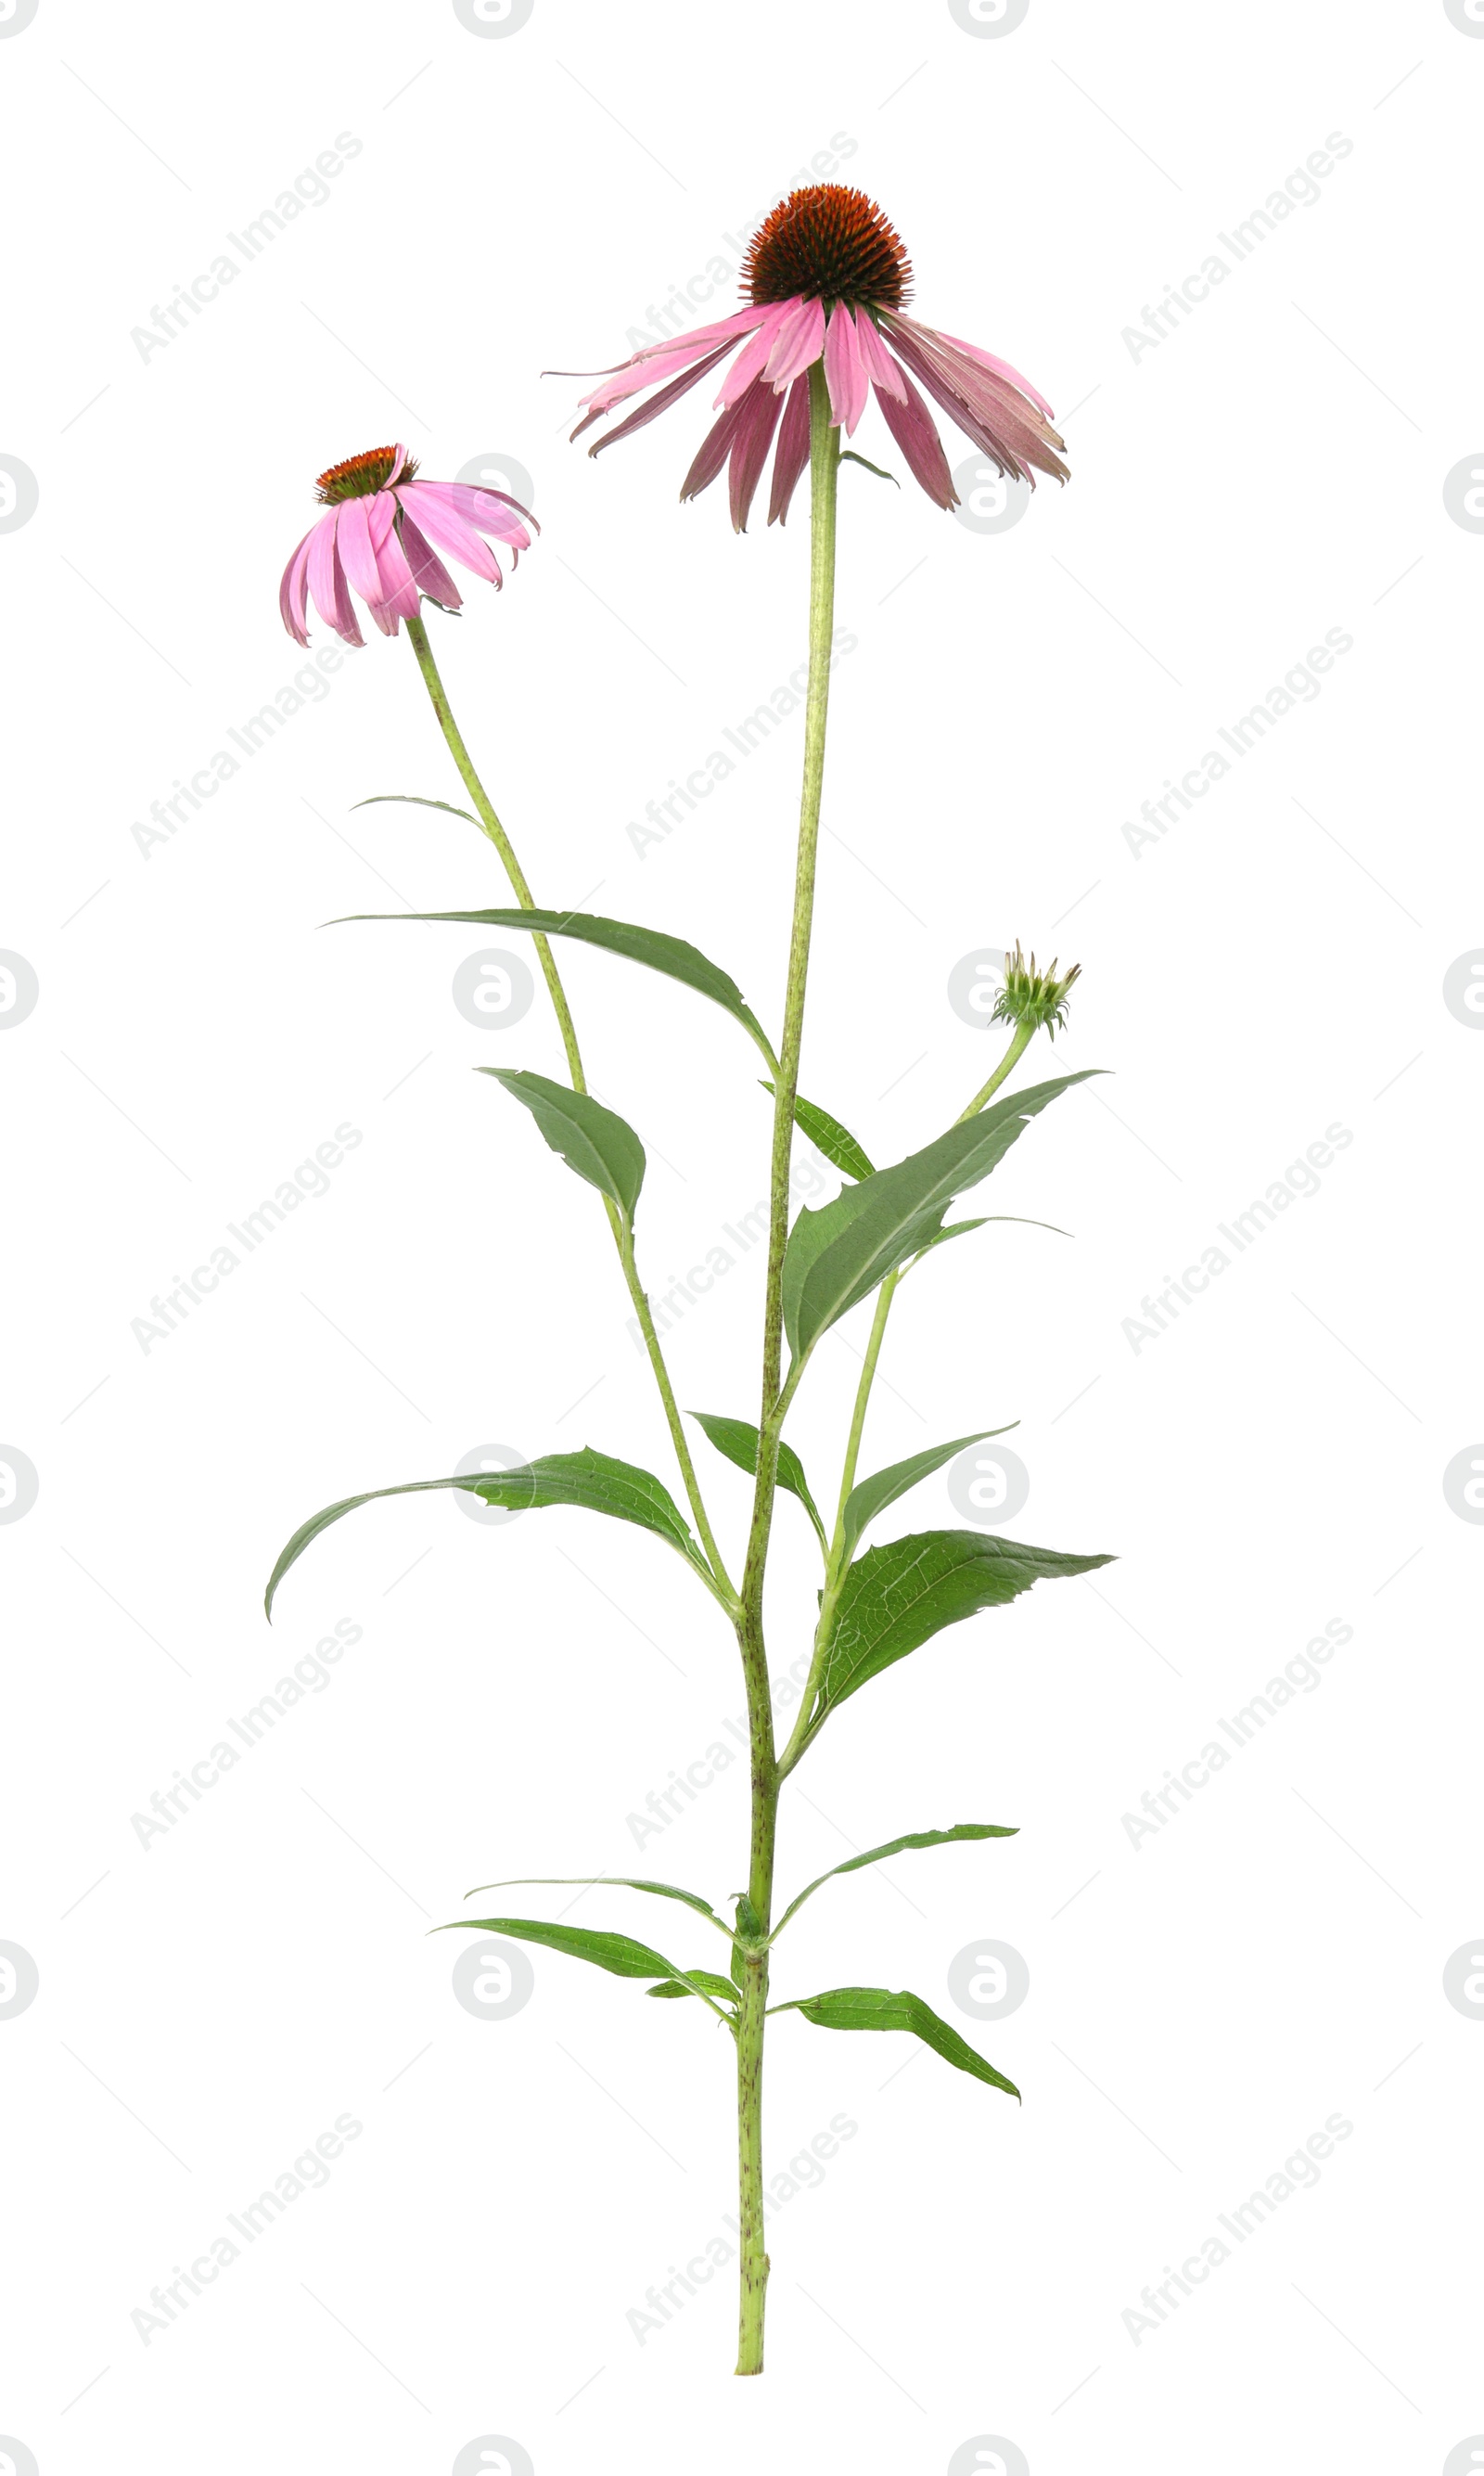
761,1083,875,1183
353,792,481,828
451,1916,728,2014
690,1410,826,1552
464,1874,728,1932
907,1212,1070,1272
782,1071,1099,1363
816,1528,1114,1721
841,1426,1017,1563
264,1446,713,1619
480,1068,645,1223
839,451,900,488
334,902,776,1069
776,1984,1019,2099
647,1969,739,2007
772,1824,1017,1939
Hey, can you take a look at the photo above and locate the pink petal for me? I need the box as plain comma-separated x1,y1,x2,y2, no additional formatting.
370,520,422,632
727,377,785,532
559,302,768,386
335,496,384,609
397,486,504,585
823,305,869,435
306,511,361,647
366,490,398,553
763,295,825,390
584,339,736,457
932,327,1055,420
679,394,753,505
383,443,412,487
880,314,1067,485
397,509,464,610
279,526,314,645
402,480,532,551
575,308,771,417
873,361,957,509
767,375,812,525
714,304,793,408
853,313,907,404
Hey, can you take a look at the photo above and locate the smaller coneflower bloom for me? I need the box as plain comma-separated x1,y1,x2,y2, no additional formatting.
278,445,535,648
560,184,1068,528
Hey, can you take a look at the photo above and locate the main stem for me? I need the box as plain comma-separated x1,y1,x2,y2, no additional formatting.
735,367,841,2378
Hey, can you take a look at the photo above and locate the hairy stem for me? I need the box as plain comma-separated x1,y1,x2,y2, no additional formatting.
734,366,841,2378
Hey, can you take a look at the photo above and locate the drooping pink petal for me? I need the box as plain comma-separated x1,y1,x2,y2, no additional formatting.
879,313,1067,485
396,509,463,609
383,443,412,488
306,510,361,646
726,377,786,532
335,496,385,610
366,490,399,555
823,304,869,435
873,358,957,509
556,302,771,386
679,392,754,505
398,486,504,585
715,304,795,408
573,307,772,419
930,327,1055,419
402,480,532,553
853,312,908,404
279,526,315,646
370,518,422,632
583,339,736,457
767,374,812,525
331,536,364,645
763,295,825,391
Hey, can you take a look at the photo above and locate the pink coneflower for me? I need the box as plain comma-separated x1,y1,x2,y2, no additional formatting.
563,184,1068,528
278,445,535,648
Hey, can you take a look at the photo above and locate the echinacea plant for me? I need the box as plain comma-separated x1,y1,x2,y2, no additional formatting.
266,182,1111,2377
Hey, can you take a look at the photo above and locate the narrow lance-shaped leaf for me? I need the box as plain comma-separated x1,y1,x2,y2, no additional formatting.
904,1212,1070,1274
841,1426,1017,1565
264,1446,714,1618
448,1916,730,2018
690,1410,826,1552
647,1969,739,2007
465,1874,730,1934
481,1068,645,1223
761,1083,875,1184
774,1984,1019,2099
335,896,777,1069
782,1070,1101,1363
771,1824,1018,1940
814,1528,1114,1724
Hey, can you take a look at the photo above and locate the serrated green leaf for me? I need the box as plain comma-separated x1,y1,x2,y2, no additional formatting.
817,1528,1113,1720
690,1410,826,1552
264,1446,712,1618
464,1874,728,1932
480,1068,645,1223
646,1969,739,2007
782,1071,1099,1362
451,1916,729,2015
333,902,776,1068
761,1083,875,1183
842,1427,1017,1564
775,1984,1019,2098
771,1823,1017,1939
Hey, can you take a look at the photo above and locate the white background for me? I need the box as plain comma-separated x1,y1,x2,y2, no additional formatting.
3,2,1481,2470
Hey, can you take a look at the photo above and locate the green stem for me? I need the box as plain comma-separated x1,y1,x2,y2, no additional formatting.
734,366,841,2380
776,1014,1038,1780
403,608,733,1600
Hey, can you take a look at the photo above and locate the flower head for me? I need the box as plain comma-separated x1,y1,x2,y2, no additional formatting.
561,183,1067,528
278,443,535,648
991,943,1081,1040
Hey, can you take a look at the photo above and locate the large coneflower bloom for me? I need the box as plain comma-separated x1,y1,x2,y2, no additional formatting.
278,444,535,648
562,184,1068,528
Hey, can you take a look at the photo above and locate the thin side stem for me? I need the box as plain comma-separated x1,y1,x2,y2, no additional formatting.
734,366,841,2380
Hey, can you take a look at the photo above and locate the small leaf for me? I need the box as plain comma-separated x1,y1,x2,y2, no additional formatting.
771,1824,1017,1939
907,1213,1070,1271
761,1083,875,1183
839,451,900,487
841,1427,1017,1564
816,1528,1114,1721
465,1874,727,1931
334,902,776,1068
265,1446,713,1618
691,1409,826,1551
776,1984,1019,2098
353,792,481,828
452,1915,727,2013
481,1068,645,1223
782,1071,1099,1363
647,1969,739,2007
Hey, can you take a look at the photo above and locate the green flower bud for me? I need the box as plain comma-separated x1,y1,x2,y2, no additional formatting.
991,943,1081,1040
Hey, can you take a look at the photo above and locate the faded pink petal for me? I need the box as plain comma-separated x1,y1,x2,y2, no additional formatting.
680,393,754,504
767,374,812,525
763,295,825,391
574,307,771,418
587,340,736,457
727,378,785,532
874,359,957,509
932,327,1055,419
823,304,869,435
716,304,795,408
880,312,1067,485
